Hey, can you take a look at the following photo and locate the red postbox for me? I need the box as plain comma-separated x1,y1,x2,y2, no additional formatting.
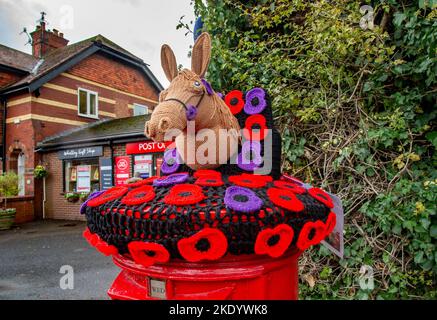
108,248,301,300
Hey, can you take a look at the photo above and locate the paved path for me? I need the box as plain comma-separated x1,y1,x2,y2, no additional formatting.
0,220,119,299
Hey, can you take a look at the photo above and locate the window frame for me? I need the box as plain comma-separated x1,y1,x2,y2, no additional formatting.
77,87,99,119
62,157,101,193
133,103,149,116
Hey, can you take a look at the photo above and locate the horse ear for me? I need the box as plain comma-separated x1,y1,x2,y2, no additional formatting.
191,32,211,78
161,44,178,82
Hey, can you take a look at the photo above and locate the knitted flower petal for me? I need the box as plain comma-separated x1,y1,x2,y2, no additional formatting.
237,140,263,171
267,187,304,212
224,186,263,213
224,90,244,115
128,241,170,267
177,228,228,262
254,224,294,258
161,148,182,175
164,184,205,206
244,87,267,115
153,172,189,187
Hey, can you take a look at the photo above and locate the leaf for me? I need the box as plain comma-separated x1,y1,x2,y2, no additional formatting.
414,251,424,264
430,225,437,239
393,13,406,27
425,131,437,148
303,274,316,288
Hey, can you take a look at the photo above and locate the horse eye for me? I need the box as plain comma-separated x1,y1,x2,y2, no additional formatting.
193,81,201,87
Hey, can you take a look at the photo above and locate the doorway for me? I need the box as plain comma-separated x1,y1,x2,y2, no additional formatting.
9,149,25,196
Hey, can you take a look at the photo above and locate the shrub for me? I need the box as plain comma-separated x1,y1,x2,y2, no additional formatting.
0,172,19,198
183,0,437,299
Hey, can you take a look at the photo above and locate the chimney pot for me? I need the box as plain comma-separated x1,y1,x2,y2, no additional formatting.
53,29,58,36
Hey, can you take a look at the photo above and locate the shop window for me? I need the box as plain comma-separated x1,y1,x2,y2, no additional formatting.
64,158,100,193
133,103,148,116
78,88,98,118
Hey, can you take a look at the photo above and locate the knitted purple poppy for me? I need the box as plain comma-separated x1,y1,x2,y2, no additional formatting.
244,88,267,115
224,186,263,213
237,140,263,171
81,190,105,214
201,79,214,95
186,105,198,121
153,173,189,187
161,148,181,175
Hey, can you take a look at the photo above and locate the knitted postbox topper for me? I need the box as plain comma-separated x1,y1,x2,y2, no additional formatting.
82,33,336,266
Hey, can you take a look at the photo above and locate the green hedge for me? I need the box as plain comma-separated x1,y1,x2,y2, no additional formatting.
180,0,437,299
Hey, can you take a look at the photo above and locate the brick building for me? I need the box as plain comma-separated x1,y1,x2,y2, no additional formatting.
36,116,172,220
0,17,163,221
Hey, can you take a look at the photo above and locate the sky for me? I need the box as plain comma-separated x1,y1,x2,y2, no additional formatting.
0,0,197,87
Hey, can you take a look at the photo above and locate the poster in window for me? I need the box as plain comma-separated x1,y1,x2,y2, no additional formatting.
77,165,91,192
134,155,152,178
115,156,131,186
70,167,77,181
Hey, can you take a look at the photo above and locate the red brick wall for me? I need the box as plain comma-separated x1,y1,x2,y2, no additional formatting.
43,151,84,221
43,145,116,220
4,196,35,224
68,52,159,102
0,70,21,88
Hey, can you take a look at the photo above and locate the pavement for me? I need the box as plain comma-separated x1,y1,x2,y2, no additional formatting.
0,220,119,300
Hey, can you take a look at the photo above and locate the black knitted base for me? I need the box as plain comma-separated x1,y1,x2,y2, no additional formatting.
84,175,330,259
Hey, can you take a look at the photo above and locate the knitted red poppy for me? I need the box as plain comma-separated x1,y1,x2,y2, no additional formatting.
193,169,222,179
121,185,155,206
324,211,337,236
195,176,224,187
273,180,306,194
177,228,228,262
267,187,304,212
83,228,98,246
244,173,273,183
95,238,118,256
308,187,334,208
296,220,326,251
126,176,158,188
228,174,268,188
164,184,205,206
87,186,128,207
243,114,268,141
128,241,170,267
224,90,244,115
254,224,294,258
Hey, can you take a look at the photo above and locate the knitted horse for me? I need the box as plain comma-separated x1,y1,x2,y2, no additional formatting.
82,32,336,267
145,32,240,171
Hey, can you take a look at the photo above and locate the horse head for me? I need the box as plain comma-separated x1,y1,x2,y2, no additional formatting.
145,32,240,170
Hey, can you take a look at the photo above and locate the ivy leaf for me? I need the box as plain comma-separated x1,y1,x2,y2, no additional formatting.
393,13,406,27
425,131,437,148
430,225,437,239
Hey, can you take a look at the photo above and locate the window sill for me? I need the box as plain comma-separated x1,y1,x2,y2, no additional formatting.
78,113,99,120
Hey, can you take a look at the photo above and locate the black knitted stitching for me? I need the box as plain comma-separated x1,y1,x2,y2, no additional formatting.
85,176,330,258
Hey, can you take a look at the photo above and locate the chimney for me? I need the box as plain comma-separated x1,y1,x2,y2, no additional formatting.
30,12,69,58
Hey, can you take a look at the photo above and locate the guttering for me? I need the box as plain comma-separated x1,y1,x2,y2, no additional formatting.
35,132,146,152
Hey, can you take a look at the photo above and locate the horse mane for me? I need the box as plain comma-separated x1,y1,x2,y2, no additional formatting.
210,94,241,140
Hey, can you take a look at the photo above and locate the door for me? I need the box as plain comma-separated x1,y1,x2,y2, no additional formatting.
17,152,25,196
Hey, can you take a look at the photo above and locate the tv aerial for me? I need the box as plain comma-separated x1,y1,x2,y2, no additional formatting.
20,27,32,46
